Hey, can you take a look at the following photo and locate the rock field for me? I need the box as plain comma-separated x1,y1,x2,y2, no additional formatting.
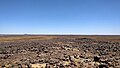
0,37,120,68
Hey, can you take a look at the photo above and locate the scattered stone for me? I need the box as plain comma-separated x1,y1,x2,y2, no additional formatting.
0,37,120,68
94,56,100,62
99,64,108,68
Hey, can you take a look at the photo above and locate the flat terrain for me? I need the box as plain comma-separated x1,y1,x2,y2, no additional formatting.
0,35,120,68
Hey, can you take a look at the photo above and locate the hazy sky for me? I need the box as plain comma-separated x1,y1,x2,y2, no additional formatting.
0,0,120,35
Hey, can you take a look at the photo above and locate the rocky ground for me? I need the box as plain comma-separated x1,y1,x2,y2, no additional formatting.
0,36,120,68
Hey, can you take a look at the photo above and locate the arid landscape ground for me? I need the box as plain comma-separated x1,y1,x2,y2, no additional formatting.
0,35,120,68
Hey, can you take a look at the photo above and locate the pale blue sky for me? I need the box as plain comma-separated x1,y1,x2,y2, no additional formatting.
0,0,120,35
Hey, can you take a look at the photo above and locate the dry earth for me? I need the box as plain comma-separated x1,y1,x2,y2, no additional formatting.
0,35,120,68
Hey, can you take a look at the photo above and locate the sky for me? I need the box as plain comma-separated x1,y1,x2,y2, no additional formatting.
0,0,120,35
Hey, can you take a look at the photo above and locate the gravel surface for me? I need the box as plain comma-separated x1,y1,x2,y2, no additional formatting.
0,37,120,68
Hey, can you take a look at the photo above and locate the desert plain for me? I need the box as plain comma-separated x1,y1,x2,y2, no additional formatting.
0,35,120,68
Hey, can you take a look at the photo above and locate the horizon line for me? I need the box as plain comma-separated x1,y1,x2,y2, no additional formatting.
0,33,120,36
